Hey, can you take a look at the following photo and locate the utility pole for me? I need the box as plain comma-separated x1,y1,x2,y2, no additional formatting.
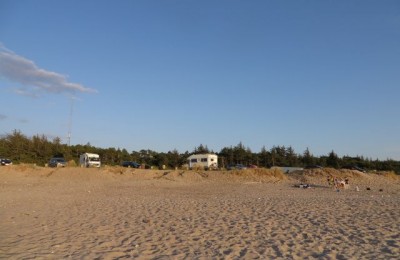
67,98,74,146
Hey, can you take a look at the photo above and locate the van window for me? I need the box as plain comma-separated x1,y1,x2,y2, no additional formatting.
201,158,208,162
190,159,198,163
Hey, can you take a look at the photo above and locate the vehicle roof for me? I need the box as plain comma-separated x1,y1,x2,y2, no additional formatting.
187,154,218,159
83,153,99,156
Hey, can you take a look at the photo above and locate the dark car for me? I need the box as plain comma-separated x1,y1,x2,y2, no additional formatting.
121,161,141,168
0,158,12,166
49,157,67,167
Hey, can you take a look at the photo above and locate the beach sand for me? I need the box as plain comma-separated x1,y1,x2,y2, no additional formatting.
1,166,399,259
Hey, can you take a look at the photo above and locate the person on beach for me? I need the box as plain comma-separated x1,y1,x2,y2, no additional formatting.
334,177,344,190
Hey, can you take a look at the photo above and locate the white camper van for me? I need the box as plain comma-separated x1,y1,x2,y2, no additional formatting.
80,153,101,168
188,154,218,170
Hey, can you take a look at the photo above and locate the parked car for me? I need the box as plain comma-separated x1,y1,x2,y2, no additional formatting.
0,158,12,166
48,157,67,167
121,161,141,168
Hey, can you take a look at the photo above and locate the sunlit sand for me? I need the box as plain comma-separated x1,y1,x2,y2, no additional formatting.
1,166,399,259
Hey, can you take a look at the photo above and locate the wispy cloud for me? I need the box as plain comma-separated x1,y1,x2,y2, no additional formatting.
12,88,40,98
0,44,97,97
0,114,7,120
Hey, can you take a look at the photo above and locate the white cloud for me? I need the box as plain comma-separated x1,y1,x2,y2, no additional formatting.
0,44,97,96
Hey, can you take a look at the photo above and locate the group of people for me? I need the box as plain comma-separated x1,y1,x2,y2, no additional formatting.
327,175,349,190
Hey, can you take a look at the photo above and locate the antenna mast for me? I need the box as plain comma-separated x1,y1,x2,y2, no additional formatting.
67,99,74,146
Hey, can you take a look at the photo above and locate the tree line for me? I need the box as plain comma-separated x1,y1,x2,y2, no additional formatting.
1,130,399,173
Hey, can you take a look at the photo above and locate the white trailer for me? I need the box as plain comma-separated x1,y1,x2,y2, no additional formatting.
188,154,218,170
80,153,101,168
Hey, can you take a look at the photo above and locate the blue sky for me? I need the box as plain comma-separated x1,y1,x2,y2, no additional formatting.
1,0,399,160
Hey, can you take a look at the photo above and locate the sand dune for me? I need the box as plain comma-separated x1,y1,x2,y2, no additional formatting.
1,166,399,259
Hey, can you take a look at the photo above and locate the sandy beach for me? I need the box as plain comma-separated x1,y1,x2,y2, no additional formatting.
1,166,399,259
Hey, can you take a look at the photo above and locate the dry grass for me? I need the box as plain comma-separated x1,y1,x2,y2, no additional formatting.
192,165,205,171
67,160,77,167
288,168,400,189
374,171,400,181
10,164,39,171
224,168,287,183
4,165,398,186
101,165,128,175
302,168,364,178
250,167,287,180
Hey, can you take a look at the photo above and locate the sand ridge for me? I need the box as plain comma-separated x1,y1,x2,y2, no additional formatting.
0,166,399,259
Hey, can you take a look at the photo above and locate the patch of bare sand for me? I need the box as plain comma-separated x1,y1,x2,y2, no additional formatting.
0,166,399,259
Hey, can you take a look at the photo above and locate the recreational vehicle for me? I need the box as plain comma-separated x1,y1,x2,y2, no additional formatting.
188,154,218,170
80,153,101,168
